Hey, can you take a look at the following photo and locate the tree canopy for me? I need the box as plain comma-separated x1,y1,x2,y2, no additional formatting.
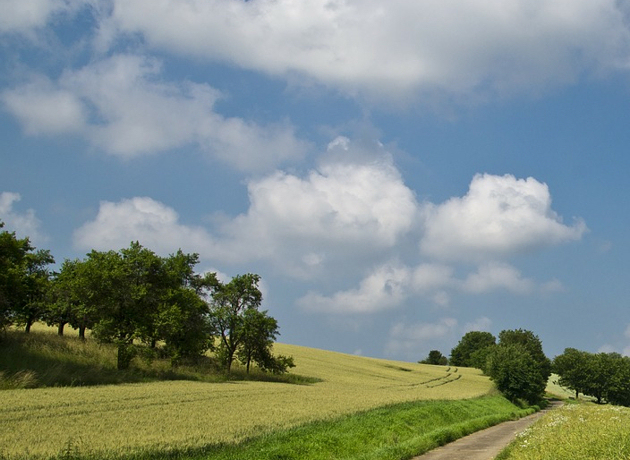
0,222,54,332
450,331,496,367
0,227,293,375
553,348,630,406
420,350,448,365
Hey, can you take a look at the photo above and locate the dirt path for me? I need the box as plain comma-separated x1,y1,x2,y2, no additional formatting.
411,401,562,460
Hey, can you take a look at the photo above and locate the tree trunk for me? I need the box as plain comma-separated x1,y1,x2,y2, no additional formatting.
226,354,233,374
25,321,32,333
117,343,135,370
57,322,66,336
79,325,86,340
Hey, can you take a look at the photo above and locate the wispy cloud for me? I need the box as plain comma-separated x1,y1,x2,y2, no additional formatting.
1,54,309,172
0,192,47,244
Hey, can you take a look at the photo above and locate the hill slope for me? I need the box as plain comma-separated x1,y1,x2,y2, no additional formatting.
1,339,495,459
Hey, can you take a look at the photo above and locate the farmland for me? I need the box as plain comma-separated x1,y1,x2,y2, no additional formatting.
0,337,502,459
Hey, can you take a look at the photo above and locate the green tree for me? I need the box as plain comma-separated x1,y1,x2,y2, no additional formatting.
420,350,448,365
156,287,214,365
552,348,591,399
469,345,496,373
554,349,630,406
498,329,551,381
484,329,550,405
581,352,622,404
14,248,54,333
238,308,277,374
52,258,99,339
450,331,496,367
80,243,168,369
486,343,547,405
0,222,54,332
209,273,262,373
606,355,630,407
47,259,85,336
0,222,28,329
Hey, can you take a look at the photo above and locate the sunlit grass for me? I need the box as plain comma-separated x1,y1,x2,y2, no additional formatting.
0,330,497,459
498,402,630,460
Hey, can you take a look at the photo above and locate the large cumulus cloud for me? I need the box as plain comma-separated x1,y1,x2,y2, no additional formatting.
106,0,630,101
420,173,587,261
73,141,587,318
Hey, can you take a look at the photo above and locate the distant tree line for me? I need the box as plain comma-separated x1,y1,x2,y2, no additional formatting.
0,221,293,373
421,329,552,406
440,330,630,408
553,348,630,406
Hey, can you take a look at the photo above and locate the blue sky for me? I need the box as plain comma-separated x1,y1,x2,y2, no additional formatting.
2,0,630,362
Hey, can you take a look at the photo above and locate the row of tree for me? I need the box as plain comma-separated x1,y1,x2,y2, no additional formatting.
0,222,293,373
553,348,630,406
421,329,552,405
426,330,630,408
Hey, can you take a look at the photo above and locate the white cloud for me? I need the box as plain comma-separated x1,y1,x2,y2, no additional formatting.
71,138,419,277
298,262,411,314
0,0,82,35
215,146,419,274
411,263,455,292
463,317,493,333
0,192,46,243
541,278,565,293
73,197,216,255
385,318,458,358
72,167,583,309
421,174,587,261
106,0,630,101
1,76,86,135
1,54,308,172
462,262,534,294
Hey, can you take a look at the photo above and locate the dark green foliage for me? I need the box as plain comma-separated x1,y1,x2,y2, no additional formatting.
53,243,219,370
209,273,260,373
552,347,591,399
498,329,551,381
0,222,54,332
420,350,449,365
486,343,547,406
553,348,630,406
450,331,496,367
484,329,550,406
47,258,95,338
2,224,293,378
469,345,495,373
606,355,630,407
238,308,278,373
207,273,294,375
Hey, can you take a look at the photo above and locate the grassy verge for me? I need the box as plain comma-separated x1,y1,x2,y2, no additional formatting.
185,396,533,460
497,402,630,460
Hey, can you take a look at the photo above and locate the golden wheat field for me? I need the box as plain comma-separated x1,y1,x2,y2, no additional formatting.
0,343,494,459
